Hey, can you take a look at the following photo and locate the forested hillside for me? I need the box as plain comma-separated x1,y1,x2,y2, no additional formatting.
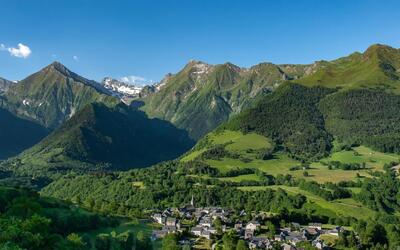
223,84,334,161
0,108,49,159
1,103,194,177
0,185,124,249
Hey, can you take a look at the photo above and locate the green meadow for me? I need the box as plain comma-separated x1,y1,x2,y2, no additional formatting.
183,130,399,183
238,185,376,220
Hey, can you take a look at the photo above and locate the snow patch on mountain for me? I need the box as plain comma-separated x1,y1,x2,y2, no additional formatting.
101,77,146,104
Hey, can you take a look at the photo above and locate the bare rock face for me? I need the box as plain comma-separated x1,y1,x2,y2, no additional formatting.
0,77,14,93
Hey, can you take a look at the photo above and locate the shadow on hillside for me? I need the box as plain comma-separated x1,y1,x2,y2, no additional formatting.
0,108,49,160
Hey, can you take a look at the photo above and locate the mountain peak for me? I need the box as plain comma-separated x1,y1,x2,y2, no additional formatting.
101,77,143,101
44,61,72,76
185,59,210,69
363,44,398,58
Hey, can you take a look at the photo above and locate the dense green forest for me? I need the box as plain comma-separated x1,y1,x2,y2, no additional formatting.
222,83,400,161
0,185,160,250
319,88,400,153
223,84,334,161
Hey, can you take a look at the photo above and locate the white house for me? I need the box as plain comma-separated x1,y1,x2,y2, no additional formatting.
246,221,261,231
152,213,165,224
191,227,202,236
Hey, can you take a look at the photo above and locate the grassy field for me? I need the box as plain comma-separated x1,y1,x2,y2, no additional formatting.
187,133,399,183
218,174,261,182
193,237,213,250
181,130,272,162
181,148,207,162
319,234,339,246
238,185,376,220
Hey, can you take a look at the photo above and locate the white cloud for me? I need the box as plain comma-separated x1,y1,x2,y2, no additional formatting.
119,75,154,86
0,43,32,58
73,55,79,61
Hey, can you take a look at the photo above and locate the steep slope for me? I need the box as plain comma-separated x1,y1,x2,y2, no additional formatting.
199,45,400,161
296,44,400,91
208,82,400,162
1,62,117,129
223,83,335,161
140,60,317,139
140,44,400,140
189,44,400,162
0,108,49,159
2,103,194,177
0,77,14,93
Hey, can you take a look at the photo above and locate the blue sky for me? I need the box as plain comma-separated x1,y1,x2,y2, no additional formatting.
0,0,399,84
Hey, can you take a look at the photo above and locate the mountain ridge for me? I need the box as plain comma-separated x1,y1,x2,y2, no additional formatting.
1,102,194,177
139,59,320,139
0,62,118,129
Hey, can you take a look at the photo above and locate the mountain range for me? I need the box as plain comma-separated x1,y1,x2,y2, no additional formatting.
2,44,400,250
138,60,320,139
0,62,193,176
1,43,400,178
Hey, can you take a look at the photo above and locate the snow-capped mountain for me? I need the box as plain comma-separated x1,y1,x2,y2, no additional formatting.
101,77,143,101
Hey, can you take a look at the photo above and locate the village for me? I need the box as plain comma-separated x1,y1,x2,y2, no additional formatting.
150,196,343,249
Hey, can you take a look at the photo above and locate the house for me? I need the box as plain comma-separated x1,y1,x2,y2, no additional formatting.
162,208,172,217
282,243,297,250
304,227,320,238
291,222,301,230
313,239,328,250
166,217,177,227
249,237,271,249
246,221,261,231
199,217,212,228
201,230,212,239
326,226,343,236
234,221,243,231
285,231,307,245
244,229,254,239
308,223,322,230
152,213,165,224
208,227,217,234
191,227,202,236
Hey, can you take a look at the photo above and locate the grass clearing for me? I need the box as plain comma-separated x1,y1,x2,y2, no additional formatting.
132,181,145,189
319,234,339,246
181,130,272,163
321,146,399,171
204,145,399,183
218,174,261,182
181,148,206,162
238,185,376,220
